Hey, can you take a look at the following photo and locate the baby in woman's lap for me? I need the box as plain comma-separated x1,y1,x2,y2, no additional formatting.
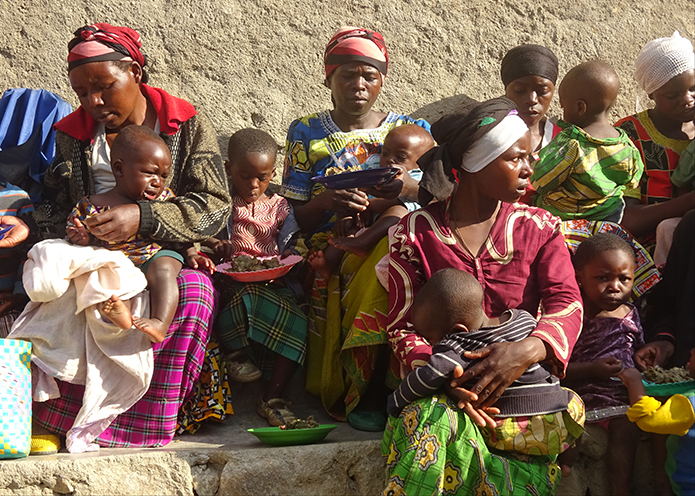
67,125,189,343
389,268,585,456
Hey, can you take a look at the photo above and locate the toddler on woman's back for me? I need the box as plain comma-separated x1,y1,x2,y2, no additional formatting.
532,61,644,222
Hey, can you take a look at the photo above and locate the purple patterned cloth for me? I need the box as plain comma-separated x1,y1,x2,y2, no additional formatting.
564,304,644,416
33,269,214,448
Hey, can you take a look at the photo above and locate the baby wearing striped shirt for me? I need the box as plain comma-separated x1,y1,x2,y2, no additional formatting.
388,268,585,456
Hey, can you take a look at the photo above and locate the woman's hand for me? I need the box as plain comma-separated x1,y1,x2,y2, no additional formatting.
368,166,419,202
444,365,501,428
0,216,30,249
634,341,675,370
83,204,140,243
0,292,29,316
324,188,369,216
458,338,547,409
367,168,405,200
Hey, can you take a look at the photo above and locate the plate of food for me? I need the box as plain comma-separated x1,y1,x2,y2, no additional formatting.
312,166,400,190
216,254,303,282
642,365,694,396
248,417,337,447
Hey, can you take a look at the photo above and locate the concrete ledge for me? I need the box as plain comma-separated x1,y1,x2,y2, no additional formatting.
0,377,659,496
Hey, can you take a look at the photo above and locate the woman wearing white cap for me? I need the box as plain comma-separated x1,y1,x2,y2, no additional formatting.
616,31,695,240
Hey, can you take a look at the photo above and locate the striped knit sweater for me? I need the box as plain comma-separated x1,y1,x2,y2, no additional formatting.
32,86,231,243
388,309,572,418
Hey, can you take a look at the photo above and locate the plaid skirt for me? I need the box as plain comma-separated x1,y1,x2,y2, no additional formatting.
215,277,308,376
33,269,214,448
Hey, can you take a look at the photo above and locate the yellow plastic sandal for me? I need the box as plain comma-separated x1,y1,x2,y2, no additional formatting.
30,434,60,455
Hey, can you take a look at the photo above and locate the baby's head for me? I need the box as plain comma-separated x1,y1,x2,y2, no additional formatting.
226,128,278,204
110,125,171,202
559,60,620,127
573,233,635,312
379,124,434,171
411,268,486,345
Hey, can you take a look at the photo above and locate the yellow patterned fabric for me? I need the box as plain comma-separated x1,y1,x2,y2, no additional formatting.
382,395,562,496
483,389,585,455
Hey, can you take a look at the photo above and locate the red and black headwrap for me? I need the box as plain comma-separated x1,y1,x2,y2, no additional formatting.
67,23,148,82
323,26,389,82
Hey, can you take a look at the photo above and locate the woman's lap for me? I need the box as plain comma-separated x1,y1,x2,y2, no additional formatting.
215,278,308,376
33,268,214,448
306,237,397,419
382,395,561,496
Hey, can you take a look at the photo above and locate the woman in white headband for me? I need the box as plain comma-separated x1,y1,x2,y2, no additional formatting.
615,31,695,241
384,97,582,495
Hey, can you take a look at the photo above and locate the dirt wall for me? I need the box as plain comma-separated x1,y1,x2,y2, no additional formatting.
1,0,693,151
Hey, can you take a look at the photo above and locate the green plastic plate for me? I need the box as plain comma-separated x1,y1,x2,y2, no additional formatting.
642,379,694,397
247,424,337,447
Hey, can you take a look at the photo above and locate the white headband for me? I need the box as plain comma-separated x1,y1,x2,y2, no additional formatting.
461,113,529,173
636,31,695,94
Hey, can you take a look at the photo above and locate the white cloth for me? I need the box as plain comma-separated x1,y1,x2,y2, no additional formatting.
91,119,161,194
461,113,529,173
8,239,152,453
635,31,695,94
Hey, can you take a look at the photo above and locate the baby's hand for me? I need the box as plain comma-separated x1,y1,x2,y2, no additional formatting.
187,253,215,274
592,357,624,380
67,216,90,246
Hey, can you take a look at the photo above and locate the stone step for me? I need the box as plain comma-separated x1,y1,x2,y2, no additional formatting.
0,374,660,495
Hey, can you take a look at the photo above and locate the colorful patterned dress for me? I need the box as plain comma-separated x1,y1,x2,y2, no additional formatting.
281,110,431,420
69,189,176,267
383,199,583,495
531,121,644,221
615,110,692,204
215,193,308,377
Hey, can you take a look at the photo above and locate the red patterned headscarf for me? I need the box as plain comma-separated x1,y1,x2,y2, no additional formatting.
323,26,389,82
67,23,147,80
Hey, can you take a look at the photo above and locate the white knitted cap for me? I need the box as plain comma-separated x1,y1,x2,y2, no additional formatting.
635,31,695,94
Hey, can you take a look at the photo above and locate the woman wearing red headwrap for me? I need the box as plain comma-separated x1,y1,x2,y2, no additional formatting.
29,24,231,450
279,26,431,430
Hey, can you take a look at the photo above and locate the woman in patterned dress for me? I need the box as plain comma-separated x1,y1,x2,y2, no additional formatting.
382,98,582,495
280,26,431,429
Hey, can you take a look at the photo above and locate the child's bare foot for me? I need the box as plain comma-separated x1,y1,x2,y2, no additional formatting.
102,295,133,330
132,317,167,343
329,235,370,258
308,250,333,280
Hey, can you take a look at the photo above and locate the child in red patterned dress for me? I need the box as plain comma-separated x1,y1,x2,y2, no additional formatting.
191,128,307,427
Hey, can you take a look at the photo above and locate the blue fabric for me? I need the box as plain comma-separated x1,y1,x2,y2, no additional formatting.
667,389,695,496
401,168,423,212
0,89,72,202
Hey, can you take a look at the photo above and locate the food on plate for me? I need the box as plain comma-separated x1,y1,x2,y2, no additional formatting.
226,255,281,273
325,164,361,176
280,416,320,430
643,365,692,384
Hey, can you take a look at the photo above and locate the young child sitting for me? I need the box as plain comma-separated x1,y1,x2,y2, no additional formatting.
193,128,307,427
308,124,433,279
561,233,644,491
531,61,644,222
388,268,585,456
67,125,184,343
618,349,694,496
